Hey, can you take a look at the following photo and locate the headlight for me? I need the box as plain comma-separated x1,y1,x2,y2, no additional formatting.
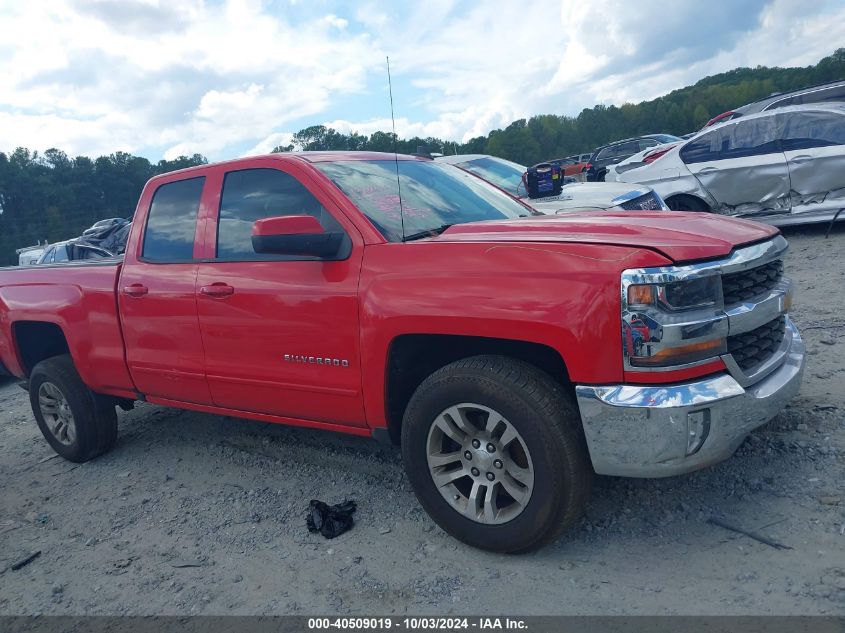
623,272,728,369
627,275,722,312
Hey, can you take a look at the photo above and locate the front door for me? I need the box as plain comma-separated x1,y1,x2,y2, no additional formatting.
780,109,845,217
195,162,366,426
681,117,790,216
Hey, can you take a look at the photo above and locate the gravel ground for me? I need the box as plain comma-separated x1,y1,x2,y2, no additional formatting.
0,223,843,616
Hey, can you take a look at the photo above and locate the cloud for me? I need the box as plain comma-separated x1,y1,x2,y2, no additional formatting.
0,0,842,160
322,14,349,29
0,0,379,158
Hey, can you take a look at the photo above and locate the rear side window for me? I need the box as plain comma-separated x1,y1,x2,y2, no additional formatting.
216,168,343,261
781,111,845,150
143,177,204,261
600,141,637,159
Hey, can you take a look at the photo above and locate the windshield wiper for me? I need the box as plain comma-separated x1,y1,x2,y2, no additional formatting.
403,224,454,242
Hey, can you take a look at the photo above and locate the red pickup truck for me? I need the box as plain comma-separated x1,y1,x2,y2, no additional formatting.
0,152,805,552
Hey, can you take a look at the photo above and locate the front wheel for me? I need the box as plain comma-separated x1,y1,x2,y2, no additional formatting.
29,355,118,463
666,194,710,212
401,356,591,553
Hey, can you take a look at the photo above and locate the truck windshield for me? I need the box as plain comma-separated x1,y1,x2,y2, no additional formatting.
316,160,531,242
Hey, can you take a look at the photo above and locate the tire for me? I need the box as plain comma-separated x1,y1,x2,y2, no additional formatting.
401,355,591,553
596,170,606,182
666,194,710,212
29,354,117,463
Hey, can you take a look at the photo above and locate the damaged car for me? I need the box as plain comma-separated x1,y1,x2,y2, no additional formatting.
614,104,845,226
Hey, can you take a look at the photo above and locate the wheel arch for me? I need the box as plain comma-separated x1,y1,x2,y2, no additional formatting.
12,320,71,377
384,334,572,445
665,193,712,212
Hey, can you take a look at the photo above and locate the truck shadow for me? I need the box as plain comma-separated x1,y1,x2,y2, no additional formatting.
101,395,836,553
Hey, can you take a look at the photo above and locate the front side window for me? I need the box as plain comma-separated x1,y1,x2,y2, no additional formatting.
316,160,531,242
680,129,721,164
216,168,343,260
143,177,204,261
781,111,845,150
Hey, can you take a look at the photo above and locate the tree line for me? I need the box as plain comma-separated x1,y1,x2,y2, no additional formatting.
2,48,842,265
0,150,207,265
274,48,844,166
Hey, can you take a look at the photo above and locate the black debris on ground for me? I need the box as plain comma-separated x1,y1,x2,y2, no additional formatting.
306,499,357,539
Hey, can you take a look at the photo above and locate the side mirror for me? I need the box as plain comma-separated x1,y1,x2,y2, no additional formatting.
251,215,344,258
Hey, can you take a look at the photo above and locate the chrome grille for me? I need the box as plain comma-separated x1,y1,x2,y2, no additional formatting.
619,191,663,211
721,259,783,305
727,315,786,372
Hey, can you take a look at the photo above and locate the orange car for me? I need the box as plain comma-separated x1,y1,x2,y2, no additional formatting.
550,155,589,180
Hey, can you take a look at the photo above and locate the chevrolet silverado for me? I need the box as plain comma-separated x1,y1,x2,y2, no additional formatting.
0,152,806,552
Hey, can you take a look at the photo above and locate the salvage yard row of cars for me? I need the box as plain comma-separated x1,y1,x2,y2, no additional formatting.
609,104,845,226
16,80,845,266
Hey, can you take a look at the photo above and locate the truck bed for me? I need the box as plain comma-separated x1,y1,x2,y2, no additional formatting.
0,259,136,398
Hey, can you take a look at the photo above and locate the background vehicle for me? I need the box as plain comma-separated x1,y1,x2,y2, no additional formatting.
435,154,667,213
16,242,47,266
0,152,804,553
606,141,683,181
585,134,683,181
36,240,115,264
548,156,589,180
702,79,845,129
616,104,845,225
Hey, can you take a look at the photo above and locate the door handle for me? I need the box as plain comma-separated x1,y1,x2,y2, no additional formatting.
122,284,148,297
697,166,717,174
200,283,234,297
789,155,813,163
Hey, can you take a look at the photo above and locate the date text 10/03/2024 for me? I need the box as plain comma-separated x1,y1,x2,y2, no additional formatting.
307,617,528,630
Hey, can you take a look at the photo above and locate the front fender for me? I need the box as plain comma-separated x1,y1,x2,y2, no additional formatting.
357,241,671,429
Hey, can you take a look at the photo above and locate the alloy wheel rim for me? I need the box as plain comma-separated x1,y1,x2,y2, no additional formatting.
425,403,534,525
38,382,76,446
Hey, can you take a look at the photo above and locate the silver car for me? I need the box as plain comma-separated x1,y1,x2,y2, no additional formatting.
615,104,845,226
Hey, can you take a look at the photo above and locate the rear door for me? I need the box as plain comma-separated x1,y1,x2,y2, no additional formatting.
119,176,213,404
680,117,789,216
194,161,367,427
779,109,845,216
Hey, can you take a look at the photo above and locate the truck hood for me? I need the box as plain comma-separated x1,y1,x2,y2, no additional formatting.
435,211,778,263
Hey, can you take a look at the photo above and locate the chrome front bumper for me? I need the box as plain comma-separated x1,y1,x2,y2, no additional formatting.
575,318,805,478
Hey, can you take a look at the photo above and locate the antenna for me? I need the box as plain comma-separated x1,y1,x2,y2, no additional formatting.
386,56,406,241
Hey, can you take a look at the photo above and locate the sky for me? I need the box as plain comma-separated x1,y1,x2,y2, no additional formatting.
1,0,843,162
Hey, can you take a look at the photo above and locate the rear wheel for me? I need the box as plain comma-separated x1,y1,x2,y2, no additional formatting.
401,355,591,553
666,194,710,212
29,355,117,463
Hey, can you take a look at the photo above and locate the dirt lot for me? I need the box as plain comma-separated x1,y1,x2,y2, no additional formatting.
0,223,843,616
